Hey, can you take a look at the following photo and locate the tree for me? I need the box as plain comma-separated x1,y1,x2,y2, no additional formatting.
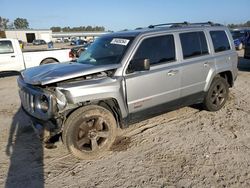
245,21,250,27
7,22,15,29
228,20,250,28
0,16,9,30
62,26,70,32
50,26,61,32
85,26,93,31
14,18,29,29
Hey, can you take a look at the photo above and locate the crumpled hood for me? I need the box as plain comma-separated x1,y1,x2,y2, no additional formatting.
21,62,120,85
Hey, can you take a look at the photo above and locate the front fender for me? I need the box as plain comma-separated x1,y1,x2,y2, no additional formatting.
57,77,129,118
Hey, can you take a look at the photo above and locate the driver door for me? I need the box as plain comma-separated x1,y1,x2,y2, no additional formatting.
124,34,181,114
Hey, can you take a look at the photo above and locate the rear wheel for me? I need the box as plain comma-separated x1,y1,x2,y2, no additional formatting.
63,105,117,160
203,76,229,111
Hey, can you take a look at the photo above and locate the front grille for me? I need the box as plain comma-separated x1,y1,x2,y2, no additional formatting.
19,89,35,114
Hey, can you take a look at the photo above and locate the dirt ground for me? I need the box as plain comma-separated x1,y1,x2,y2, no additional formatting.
0,50,250,188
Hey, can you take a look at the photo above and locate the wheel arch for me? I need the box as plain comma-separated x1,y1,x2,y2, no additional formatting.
218,71,234,87
63,98,123,129
40,57,59,65
205,70,234,92
98,98,123,127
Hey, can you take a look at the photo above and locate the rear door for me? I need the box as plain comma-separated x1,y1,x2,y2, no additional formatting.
179,31,213,97
0,40,23,72
124,34,181,114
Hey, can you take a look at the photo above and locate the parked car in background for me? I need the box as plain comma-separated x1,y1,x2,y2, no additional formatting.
69,43,91,59
244,38,250,59
63,39,70,43
32,39,46,45
17,22,238,160
231,29,250,50
0,38,72,72
55,38,64,43
70,39,87,46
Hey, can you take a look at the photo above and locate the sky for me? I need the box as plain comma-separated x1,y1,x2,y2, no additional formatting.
1,0,250,31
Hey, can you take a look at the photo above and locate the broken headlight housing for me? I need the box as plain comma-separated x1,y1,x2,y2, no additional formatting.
37,94,50,113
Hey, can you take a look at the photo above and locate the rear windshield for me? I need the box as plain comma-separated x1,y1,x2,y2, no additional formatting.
77,36,134,65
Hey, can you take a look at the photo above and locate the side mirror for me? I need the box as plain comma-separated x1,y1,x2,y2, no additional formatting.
128,59,150,73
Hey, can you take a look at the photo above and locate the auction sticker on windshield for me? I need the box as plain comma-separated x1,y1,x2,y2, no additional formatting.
111,38,130,46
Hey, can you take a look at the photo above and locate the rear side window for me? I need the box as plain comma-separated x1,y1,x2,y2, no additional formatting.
133,35,175,65
180,31,209,59
210,31,231,52
0,40,14,54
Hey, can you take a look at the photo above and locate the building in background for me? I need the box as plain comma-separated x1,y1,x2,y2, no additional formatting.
2,29,52,43
0,29,109,43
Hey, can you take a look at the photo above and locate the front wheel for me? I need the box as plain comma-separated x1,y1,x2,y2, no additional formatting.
63,105,117,160
203,76,229,111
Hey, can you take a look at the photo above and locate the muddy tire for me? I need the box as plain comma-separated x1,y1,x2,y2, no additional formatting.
40,58,57,65
62,105,117,160
203,76,229,111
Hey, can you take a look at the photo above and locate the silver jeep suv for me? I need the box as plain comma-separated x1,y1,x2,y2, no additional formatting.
18,22,238,159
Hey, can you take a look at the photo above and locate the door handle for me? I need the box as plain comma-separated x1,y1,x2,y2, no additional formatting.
11,55,15,58
167,70,179,76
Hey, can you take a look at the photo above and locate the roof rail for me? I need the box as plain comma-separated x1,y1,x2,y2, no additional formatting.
148,21,223,29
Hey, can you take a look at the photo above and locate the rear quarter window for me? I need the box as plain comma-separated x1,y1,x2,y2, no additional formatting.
210,31,231,53
0,41,14,54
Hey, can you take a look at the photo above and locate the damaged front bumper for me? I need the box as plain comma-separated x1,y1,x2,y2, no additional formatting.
22,106,63,143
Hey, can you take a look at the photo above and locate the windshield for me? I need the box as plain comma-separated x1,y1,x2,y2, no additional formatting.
231,31,245,40
77,36,133,65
